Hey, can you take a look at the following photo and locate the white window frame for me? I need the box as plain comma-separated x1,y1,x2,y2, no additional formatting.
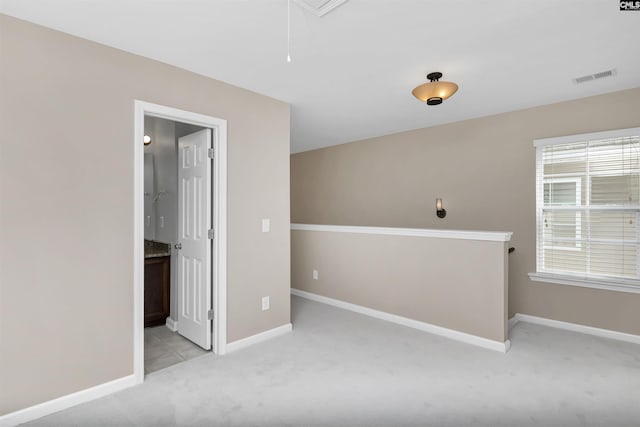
529,127,640,294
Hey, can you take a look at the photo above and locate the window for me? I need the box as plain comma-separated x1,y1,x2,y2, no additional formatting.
543,178,582,251
530,128,640,294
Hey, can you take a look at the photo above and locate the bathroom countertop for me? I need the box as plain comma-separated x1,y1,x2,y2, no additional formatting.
144,240,171,258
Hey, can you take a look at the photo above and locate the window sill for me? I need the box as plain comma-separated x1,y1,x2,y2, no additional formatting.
528,272,640,295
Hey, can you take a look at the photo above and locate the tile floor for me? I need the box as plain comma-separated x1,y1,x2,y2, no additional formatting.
144,325,208,374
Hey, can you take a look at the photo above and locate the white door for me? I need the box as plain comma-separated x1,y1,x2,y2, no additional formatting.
177,129,212,350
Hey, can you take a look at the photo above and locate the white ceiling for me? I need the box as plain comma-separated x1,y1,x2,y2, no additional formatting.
2,0,639,153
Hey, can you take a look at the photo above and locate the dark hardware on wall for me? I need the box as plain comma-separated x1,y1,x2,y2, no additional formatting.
436,198,447,218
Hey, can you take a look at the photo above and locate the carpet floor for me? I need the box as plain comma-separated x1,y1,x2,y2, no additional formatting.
22,295,640,426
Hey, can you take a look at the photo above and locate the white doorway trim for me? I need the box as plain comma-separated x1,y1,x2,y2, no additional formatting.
134,100,227,383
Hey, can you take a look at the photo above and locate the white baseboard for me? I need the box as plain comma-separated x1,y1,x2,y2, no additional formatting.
0,375,139,427
510,313,640,345
291,288,510,353
508,315,520,331
165,317,178,332
226,323,293,353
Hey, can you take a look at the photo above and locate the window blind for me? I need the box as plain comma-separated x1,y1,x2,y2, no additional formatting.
535,129,640,286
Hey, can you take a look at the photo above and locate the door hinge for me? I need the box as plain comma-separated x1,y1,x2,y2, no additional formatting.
208,148,214,159
207,309,214,320
208,229,215,239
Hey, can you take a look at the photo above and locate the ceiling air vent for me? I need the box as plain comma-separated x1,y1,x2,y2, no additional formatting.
573,69,616,84
294,0,349,16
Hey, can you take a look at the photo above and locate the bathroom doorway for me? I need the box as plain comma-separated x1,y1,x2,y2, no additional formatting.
134,101,227,380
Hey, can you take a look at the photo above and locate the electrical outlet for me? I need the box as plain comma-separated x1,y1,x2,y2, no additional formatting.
262,296,270,311
312,269,319,280
262,218,270,233
159,216,165,228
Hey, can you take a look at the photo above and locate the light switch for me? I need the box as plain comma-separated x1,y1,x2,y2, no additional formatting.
262,218,270,233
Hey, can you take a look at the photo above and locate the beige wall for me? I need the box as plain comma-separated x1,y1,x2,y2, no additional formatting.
0,15,290,415
291,87,640,336
292,229,509,343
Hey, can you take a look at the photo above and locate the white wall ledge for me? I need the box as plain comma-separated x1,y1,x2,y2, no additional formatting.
291,223,512,242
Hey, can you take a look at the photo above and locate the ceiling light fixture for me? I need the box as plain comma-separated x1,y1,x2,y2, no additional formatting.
412,72,458,105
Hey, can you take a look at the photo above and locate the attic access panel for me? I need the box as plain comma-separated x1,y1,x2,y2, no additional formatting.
294,0,349,16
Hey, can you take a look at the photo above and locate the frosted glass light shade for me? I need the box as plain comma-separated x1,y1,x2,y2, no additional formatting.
412,81,458,105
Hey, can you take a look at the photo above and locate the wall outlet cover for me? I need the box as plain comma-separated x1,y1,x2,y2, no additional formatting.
313,269,319,280
262,296,270,311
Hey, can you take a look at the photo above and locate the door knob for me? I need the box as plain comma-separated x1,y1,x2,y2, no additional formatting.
175,243,182,250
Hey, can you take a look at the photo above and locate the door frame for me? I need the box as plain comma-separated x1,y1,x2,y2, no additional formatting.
133,100,227,383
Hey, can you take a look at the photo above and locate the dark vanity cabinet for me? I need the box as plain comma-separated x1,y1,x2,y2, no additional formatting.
144,254,171,328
